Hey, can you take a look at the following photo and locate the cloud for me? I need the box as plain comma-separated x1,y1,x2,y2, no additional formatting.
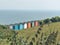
0,0,60,10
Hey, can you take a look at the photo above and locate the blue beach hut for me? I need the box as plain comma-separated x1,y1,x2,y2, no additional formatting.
18,23,24,30
14,24,19,30
13,25,15,30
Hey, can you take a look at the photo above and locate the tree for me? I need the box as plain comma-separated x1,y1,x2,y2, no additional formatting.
50,16,60,22
39,20,44,25
55,16,60,22
43,18,51,24
0,25,7,29
50,17,56,22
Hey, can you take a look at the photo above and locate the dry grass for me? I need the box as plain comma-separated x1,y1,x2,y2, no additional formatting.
0,22,60,45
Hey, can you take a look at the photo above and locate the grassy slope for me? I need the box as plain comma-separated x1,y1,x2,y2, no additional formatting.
16,22,60,45
0,29,15,45
0,22,60,45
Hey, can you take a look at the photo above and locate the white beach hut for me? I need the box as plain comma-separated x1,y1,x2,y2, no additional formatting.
24,22,27,29
9,25,13,29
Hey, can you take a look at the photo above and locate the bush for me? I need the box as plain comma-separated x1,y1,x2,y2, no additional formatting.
32,37,35,42
43,18,50,24
35,34,38,38
10,42,13,45
38,28,42,31
37,30,40,34
45,31,58,45
0,25,7,29
29,41,33,45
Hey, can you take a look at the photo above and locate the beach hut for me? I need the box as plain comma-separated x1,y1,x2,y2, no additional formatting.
13,25,15,30
18,23,24,30
9,25,13,29
31,21,34,27
34,21,39,26
24,22,27,29
27,22,32,28
14,24,19,30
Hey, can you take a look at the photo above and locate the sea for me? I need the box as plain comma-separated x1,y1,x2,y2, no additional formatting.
0,10,60,25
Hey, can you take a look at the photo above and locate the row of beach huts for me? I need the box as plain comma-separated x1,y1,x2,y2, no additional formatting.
9,21,39,30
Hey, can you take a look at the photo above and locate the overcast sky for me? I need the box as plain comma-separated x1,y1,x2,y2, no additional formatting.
0,0,60,10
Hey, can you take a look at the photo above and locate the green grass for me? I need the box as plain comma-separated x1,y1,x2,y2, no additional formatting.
0,22,60,45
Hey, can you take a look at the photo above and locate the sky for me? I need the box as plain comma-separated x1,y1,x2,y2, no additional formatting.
0,0,60,10
0,0,60,25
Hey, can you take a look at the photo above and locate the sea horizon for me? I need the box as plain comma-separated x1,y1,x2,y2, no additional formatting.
0,10,60,25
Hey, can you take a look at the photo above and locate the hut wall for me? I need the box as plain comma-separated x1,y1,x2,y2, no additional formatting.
9,25,13,29
27,22,31,28
14,24,19,30
34,21,39,26
24,23,27,29
19,23,24,30
13,25,15,30
32,22,34,27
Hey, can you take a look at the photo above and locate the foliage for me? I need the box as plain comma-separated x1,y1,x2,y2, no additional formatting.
29,41,33,45
32,37,35,42
0,25,7,29
39,16,60,26
45,31,58,45
43,18,51,24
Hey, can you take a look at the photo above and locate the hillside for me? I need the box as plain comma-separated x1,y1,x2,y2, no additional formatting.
0,22,60,45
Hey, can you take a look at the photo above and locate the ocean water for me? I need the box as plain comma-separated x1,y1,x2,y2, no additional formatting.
0,10,60,25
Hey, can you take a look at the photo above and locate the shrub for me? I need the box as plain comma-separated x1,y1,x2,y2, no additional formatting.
0,25,7,29
32,37,35,42
37,30,40,34
29,41,33,45
10,42,13,45
38,28,42,31
57,43,60,45
40,42,42,45
45,31,58,45
35,34,38,38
